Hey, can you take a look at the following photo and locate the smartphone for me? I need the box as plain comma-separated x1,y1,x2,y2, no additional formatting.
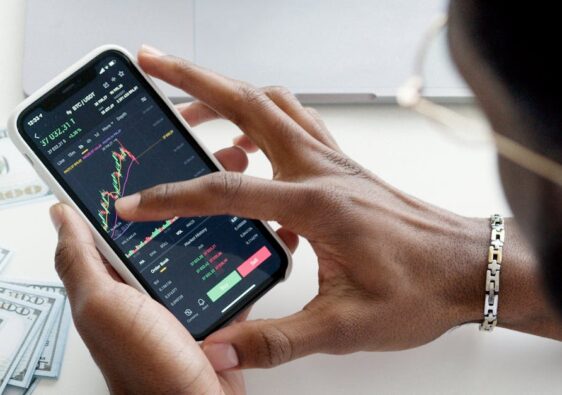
8,46,292,339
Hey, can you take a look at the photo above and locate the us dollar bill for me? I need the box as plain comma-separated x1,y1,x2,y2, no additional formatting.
0,283,63,388
3,377,40,395
2,279,71,378
0,295,46,394
0,246,14,273
0,136,51,208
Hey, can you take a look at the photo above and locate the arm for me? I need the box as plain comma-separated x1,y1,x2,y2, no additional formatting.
55,45,562,393
480,218,562,339
424,214,561,339
115,47,562,372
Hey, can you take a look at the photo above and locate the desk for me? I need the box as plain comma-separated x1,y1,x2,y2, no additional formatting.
1,1,562,394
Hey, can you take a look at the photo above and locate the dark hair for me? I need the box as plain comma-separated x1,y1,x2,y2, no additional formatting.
460,1,561,147
455,1,562,313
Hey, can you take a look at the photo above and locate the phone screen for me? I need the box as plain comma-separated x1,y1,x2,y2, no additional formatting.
17,50,288,339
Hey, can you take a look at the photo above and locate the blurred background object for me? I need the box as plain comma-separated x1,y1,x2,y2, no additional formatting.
23,0,468,103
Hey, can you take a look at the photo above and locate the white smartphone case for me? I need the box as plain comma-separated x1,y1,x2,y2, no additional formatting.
8,45,292,304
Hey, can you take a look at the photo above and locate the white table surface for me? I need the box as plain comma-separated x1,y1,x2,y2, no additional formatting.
1,1,562,394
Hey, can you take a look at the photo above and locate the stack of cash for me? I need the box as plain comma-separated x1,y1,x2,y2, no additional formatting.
0,129,52,208
0,277,71,395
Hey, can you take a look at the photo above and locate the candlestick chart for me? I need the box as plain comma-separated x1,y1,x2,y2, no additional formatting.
97,141,138,236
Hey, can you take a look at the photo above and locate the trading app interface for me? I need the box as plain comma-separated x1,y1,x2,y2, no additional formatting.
20,52,286,337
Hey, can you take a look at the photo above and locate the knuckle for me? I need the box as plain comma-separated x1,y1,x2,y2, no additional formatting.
263,85,295,102
160,182,177,202
207,172,243,206
305,106,321,119
269,115,300,143
234,83,270,109
228,82,279,128
237,83,261,103
255,324,294,368
143,183,176,207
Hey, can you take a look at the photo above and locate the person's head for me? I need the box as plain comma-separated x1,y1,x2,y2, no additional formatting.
447,1,562,310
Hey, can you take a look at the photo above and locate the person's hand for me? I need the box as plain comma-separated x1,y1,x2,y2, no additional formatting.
116,45,490,371
51,203,243,394
49,134,298,394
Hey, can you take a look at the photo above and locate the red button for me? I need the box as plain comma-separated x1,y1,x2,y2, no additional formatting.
237,246,272,277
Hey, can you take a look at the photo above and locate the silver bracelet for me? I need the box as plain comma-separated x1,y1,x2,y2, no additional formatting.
480,214,505,332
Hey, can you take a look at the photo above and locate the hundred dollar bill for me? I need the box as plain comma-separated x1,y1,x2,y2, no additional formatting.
3,279,71,378
0,246,14,273
0,310,19,392
0,283,63,388
0,136,52,208
3,377,40,395
0,295,46,394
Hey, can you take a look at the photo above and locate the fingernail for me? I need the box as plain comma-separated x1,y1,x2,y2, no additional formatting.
203,343,239,371
115,193,140,213
49,204,63,231
232,135,244,146
140,44,165,57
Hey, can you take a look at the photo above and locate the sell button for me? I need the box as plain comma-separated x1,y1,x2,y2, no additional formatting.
207,271,242,302
237,246,272,277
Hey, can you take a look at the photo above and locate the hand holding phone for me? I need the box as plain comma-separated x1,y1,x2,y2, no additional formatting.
11,44,479,388
49,203,249,395
9,46,292,339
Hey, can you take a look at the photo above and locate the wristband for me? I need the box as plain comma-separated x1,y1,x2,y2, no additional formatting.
480,214,505,332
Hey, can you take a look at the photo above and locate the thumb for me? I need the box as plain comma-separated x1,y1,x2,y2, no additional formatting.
202,308,331,371
50,203,114,301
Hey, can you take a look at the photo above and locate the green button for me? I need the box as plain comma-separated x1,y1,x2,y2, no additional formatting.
207,271,242,302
